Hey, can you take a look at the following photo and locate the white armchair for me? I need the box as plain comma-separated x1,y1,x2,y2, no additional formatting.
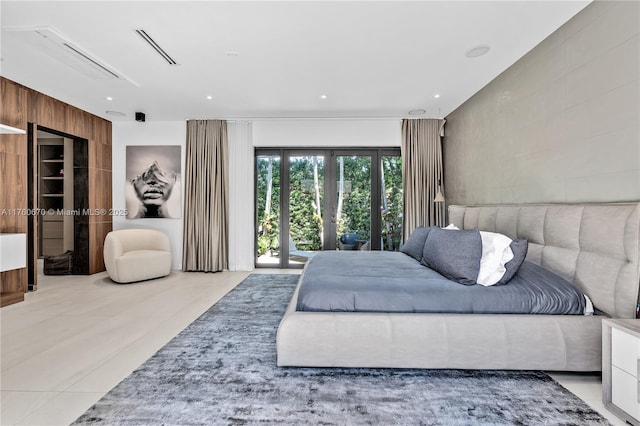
103,229,172,283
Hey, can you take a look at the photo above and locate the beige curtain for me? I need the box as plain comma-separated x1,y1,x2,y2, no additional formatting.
183,120,229,272
401,119,445,239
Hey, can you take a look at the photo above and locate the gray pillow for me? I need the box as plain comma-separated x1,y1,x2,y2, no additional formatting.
495,238,529,285
400,226,432,261
421,227,482,285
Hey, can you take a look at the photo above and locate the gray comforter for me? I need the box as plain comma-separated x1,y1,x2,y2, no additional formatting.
296,251,587,314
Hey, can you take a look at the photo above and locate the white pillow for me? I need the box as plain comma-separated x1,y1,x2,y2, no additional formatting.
584,294,594,316
477,231,514,286
443,223,460,230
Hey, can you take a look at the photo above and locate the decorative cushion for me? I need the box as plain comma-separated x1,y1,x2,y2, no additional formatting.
495,239,529,285
421,227,482,285
400,226,432,261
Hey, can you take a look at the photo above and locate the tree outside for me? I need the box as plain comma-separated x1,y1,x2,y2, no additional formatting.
256,154,403,260
256,156,281,256
381,155,403,251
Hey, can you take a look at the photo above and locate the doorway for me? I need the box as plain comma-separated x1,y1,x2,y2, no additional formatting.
255,148,402,268
36,129,74,258
27,125,90,289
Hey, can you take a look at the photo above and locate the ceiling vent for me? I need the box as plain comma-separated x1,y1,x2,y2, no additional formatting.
4,26,135,84
59,41,119,78
135,29,178,65
33,27,118,79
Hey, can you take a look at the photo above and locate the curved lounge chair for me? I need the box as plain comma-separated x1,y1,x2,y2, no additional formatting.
103,229,172,283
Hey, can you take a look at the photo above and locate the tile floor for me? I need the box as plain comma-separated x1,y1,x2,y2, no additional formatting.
0,267,626,425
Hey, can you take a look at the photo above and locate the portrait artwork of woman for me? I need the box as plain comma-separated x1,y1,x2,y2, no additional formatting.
126,146,181,219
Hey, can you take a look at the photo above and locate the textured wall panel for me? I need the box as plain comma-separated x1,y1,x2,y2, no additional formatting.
444,2,640,205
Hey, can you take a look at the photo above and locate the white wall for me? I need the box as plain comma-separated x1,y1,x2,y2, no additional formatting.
253,119,401,147
112,121,186,269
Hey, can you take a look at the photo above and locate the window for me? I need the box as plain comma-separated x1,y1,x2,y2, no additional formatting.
255,148,401,268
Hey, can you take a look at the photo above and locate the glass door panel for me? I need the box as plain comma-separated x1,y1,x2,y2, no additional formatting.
256,155,281,267
335,155,371,251
255,148,401,268
380,155,403,251
288,155,324,265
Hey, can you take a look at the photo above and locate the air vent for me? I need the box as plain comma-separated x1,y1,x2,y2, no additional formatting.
32,27,121,79
60,42,120,79
135,29,178,65
4,26,136,84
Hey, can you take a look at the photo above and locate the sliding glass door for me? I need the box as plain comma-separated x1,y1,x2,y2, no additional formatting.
256,148,401,268
380,154,403,251
256,153,281,266
287,154,325,266
333,153,372,252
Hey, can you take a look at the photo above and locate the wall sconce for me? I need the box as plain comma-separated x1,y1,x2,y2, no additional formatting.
434,179,445,203
433,178,445,227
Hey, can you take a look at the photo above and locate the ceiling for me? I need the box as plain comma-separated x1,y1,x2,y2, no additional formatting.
1,1,590,122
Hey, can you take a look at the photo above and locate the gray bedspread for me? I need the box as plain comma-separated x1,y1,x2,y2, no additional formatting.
296,251,587,314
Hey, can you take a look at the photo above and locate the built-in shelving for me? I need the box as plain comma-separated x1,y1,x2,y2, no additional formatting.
38,140,73,257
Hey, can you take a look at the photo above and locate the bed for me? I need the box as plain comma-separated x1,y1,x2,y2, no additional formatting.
276,203,640,371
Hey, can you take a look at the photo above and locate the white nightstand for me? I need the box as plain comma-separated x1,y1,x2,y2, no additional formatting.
603,318,640,426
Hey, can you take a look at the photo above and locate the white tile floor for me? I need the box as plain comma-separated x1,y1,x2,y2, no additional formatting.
0,268,626,425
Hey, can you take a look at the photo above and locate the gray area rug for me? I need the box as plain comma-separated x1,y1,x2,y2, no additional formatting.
74,274,609,425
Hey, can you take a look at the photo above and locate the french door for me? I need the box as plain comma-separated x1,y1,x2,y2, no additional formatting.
256,148,401,268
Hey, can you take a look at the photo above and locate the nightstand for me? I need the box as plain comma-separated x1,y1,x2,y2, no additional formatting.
603,318,640,426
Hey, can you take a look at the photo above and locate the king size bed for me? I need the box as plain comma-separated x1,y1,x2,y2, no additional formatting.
276,203,640,371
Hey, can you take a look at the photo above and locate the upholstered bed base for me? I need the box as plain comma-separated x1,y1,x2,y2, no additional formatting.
276,203,640,371
277,284,603,370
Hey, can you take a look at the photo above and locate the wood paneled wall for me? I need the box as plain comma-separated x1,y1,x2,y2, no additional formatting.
1,77,112,306
0,79,29,306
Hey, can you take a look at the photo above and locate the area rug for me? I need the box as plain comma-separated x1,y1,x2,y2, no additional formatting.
74,274,609,425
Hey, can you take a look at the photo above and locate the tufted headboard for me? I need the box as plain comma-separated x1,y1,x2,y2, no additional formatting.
448,203,640,319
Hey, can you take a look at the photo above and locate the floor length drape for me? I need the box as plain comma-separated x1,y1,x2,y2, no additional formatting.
183,120,229,272
401,119,445,239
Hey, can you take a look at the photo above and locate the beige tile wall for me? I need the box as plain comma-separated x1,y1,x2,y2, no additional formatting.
444,1,639,206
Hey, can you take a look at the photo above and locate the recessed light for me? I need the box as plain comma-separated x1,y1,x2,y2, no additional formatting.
206,95,213,100
434,94,440,99
320,94,327,100
408,109,426,116
106,96,113,101
465,45,491,58
106,110,126,117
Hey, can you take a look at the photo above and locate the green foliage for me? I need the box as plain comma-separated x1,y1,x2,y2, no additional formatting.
381,156,403,251
257,235,270,256
257,213,279,255
338,156,371,240
256,157,281,255
288,156,324,250
256,154,403,255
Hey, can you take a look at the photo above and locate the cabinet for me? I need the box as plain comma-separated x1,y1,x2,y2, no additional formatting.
38,139,73,257
603,319,640,426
